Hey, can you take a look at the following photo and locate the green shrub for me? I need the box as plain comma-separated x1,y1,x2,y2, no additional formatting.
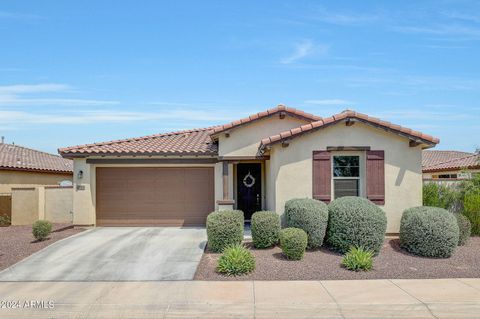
251,211,280,248
326,197,387,255
32,220,52,241
0,214,10,226
284,198,328,249
423,183,459,210
216,244,255,276
463,191,480,235
400,206,459,258
455,213,471,246
341,246,374,271
206,210,244,252
279,228,308,260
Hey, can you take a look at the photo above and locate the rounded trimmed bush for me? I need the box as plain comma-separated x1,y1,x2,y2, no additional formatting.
206,210,244,252
284,198,328,249
32,220,52,241
251,211,280,248
400,206,459,258
279,227,308,260
326,197,387,255
216,244,255,276
455,213,471,246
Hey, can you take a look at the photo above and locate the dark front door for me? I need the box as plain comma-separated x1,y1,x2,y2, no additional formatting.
236,163,262,220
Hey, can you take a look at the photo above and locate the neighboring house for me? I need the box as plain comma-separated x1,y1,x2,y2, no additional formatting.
0,143,73,194
423,150,480,181
59,106,439,233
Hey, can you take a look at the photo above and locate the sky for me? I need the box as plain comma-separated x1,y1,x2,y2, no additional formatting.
0,0,479,154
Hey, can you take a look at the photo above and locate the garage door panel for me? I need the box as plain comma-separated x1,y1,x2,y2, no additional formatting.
96,167,214,226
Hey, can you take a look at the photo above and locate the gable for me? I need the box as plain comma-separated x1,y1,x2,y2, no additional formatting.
218,115,309,158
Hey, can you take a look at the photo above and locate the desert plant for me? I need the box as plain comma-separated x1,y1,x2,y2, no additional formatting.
251,211,280,248
455,213,471,246
32,220,52,241
326,197,387,255
463,191,480,235
400,206,459,258
0,214,10,226
216,244,255,276
423,182,459,210
341,246,374,271
206,210,244,252
279,227,308,260
284,198,328,249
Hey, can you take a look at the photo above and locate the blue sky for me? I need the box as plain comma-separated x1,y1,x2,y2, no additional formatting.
0,1,479,153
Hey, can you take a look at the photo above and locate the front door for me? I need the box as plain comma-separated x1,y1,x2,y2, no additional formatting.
236,163,262,220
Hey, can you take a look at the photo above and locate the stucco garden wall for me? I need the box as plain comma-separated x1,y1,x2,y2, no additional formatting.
267,122,423,233
11,186,73,225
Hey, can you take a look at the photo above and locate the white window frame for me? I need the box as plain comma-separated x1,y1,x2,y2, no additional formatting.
331,152,366,199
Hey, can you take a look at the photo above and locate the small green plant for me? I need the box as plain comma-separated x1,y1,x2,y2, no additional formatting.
0,214,11,226
216,244,255,276
422,183,459,210
251,211,280,248
455,213,471,246
206,210,244,252
32,220,52,241
279,228,308,260
463,191,480,235
341,246,374,271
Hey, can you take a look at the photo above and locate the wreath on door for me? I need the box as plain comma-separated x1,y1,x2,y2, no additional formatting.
243,171,256,188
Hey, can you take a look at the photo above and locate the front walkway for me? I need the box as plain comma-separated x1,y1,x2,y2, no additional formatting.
0,278,479,318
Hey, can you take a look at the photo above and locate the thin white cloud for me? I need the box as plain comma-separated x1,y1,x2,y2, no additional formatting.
0,109,237,126
0,83,119,106
394,24,480,38
0,11,42,20
304,99,354,105
441,11,480,24
0,83,70,94
313,9,382,26
280,40,328,64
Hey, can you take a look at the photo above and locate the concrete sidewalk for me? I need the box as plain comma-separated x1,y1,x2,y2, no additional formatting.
0,278,479,318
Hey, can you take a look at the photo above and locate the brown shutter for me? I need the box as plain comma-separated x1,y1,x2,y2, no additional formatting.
312,151,331,203
366,150,385,205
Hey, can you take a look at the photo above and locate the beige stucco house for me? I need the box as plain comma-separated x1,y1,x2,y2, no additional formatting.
59,106,439,233
423,150,479,181
0,143,73,194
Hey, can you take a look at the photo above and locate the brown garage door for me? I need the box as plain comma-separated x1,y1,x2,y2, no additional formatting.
96,167,214,226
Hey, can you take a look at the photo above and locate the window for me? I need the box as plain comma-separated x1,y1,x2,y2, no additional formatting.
333,156,360,199
433,174,458,180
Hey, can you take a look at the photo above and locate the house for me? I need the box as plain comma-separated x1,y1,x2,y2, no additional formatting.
0,142,73,194
59,105,439,233
423,150,480,181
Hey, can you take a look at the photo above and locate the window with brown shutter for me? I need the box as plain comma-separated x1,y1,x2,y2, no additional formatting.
366,150,385,205
312,151,331,203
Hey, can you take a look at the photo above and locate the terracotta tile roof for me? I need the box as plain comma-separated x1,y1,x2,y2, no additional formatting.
422,150,473,168
423,150,479,172
259,110,440,151
59,127,218,157
210,104,321,136
0,143,72,173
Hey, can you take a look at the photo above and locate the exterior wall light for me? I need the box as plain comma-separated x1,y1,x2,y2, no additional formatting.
77,170,84,179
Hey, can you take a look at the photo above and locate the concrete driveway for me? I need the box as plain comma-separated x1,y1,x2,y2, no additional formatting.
0,227,207,281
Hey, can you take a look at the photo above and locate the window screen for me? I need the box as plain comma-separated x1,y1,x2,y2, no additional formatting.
333,156,360,199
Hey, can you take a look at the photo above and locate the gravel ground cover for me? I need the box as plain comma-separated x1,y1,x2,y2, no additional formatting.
0,224,85,271
194,237,480,280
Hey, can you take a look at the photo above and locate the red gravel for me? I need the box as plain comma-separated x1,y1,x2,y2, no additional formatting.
0,224,85,271
194,237,480,280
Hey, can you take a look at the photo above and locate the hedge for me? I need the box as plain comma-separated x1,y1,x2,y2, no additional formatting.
279,228,308,260
284,198,328,249
455,213,471,246
326,196,387,254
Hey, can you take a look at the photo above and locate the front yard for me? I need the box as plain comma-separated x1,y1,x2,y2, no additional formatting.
0,224,85,271
195,236,480,280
